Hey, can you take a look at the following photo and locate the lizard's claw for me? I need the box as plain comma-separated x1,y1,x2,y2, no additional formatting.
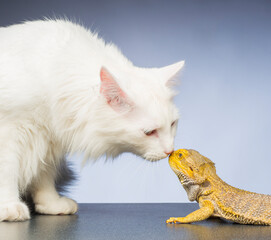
166,217,177,223
166,217,187,224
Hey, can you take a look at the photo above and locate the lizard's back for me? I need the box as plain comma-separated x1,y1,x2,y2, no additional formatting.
211,180,271,225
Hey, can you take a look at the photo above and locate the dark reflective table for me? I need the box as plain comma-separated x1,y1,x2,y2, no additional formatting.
1,203,271,240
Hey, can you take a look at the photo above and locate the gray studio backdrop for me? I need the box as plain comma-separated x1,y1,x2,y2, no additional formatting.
1,0,270,203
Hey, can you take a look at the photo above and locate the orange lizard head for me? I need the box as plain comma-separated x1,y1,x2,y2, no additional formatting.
168,149,216,186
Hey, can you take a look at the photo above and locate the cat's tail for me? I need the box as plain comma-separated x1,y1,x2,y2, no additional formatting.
55,157,77,195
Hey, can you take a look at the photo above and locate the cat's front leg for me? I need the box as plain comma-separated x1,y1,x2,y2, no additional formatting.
31,170,78,215
0,152,30,221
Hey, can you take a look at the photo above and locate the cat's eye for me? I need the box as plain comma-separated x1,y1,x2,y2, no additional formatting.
144,129,157,136
189,167,193,172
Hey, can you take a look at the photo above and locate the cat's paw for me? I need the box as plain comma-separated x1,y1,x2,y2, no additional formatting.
35,196,78,215
0,201,30,222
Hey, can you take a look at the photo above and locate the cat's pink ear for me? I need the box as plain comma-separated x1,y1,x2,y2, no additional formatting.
100,67,133,113
159,60,185,87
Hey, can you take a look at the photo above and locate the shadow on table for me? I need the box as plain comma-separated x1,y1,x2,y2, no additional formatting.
0,214,78,240
166,218,271,240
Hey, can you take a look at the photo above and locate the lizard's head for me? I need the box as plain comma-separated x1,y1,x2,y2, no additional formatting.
168,149,216,186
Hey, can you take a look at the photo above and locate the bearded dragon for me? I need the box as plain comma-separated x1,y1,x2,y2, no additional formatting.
166,149,271,225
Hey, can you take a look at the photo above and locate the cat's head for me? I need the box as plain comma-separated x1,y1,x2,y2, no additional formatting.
99,60,184,161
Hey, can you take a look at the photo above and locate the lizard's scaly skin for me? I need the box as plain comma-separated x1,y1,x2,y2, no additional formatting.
166,149,271,225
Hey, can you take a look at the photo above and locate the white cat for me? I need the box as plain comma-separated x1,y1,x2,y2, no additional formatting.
0,19,184,221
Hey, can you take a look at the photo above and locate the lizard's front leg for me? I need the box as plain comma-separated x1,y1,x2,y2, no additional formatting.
166,200,214,224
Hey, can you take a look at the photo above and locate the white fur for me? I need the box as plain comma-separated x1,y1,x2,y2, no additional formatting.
0,19,184,221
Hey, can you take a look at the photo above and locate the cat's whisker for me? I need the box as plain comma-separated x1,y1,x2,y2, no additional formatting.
121,158,148,188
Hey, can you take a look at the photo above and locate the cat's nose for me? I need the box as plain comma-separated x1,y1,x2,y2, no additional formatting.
165,150,174,156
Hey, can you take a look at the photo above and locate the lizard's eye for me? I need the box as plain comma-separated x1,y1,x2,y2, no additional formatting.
179,153,183,158
189,167,193,172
